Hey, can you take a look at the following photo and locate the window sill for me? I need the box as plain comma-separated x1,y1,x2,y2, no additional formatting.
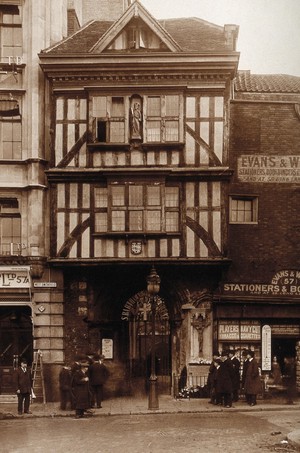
93,232,181,240
142,142,184,151
87,143,130,151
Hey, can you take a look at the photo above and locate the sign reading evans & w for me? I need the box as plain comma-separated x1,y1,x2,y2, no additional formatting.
238,155,300,183
222,270,300,297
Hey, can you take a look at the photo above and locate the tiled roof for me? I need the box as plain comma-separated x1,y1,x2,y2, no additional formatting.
235,72,300,93
42,17,229,55
159,18,228,52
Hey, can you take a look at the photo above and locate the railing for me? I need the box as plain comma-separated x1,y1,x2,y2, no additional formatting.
0,242,25,256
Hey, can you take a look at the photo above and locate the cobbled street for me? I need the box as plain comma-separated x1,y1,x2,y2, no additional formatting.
0,410,299,453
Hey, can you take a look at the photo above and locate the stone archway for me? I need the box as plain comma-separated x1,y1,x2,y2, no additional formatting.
121,290,171,395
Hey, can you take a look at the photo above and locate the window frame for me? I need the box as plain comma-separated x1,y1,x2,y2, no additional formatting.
93,182,180,235
229,195,258,224
0,197,21,255
0,114,22,159
0,5,22,63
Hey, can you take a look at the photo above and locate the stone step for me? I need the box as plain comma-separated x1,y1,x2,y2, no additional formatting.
0,394,17,404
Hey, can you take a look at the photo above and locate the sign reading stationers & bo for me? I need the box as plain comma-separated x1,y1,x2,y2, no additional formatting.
223,270,300,297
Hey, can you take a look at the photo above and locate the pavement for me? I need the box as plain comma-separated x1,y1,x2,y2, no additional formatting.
0,395,300,449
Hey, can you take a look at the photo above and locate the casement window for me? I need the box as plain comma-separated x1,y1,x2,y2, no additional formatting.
0,5,22,62
229,196,258,224
0,115,21,158
145,95,180,143
0,197,21,255
94,183,180,233
92,96,126,143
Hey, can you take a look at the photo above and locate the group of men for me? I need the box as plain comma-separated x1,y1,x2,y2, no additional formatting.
59,353,109,418
207,349,262,408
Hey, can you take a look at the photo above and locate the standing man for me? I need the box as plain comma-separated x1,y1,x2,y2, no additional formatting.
244,350,262,406
229,350,241,402
14,358,32,415
88,354,109,409
218,351,234,408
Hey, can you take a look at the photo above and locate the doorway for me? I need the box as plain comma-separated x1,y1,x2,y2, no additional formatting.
122,291,171,395
0,306,33,394
272,338,297,374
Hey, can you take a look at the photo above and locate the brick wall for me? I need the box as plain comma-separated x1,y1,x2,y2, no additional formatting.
227,99,300,282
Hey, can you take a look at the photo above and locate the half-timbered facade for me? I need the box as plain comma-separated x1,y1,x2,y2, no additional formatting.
40,1,239,397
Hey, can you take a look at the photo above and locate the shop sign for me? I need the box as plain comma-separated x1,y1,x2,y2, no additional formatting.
238,155,300,183
102,338,113,359
262,325,272,371
218,320,260,341
222,270,300,297
271,325,300,336
0,266,30,288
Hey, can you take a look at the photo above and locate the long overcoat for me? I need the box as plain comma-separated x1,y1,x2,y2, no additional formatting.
231,357,241,391
14,367,32,393
72,369,91,410
244,358,262,395
88,362,109,386
216,359,233,394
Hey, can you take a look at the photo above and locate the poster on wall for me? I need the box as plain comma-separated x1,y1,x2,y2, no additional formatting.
102,338,113,359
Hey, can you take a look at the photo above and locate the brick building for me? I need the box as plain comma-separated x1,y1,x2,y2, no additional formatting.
216,71,300,389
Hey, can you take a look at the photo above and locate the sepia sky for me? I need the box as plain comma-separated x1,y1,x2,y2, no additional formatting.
141,0,300,76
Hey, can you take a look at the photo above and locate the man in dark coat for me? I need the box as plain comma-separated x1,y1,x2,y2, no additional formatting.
241,349,250,404
244,350,262,406
14,358,32,415
216,351,234,408
229,350,241,402
72,361,92,418
88,354,109,408
59,365,72,410
283,356,297,405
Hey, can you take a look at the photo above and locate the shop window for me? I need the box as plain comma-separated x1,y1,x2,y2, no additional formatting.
0,5,22,63
92,96,125,143
0,115,21,158
229,196,258,224
146,95,180,143
0,197,21,255
94,183,180,234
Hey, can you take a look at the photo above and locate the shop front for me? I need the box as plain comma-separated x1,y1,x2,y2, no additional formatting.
215,270,300,394
0,266,33,395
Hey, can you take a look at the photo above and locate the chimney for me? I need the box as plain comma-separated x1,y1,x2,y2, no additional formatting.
224,24,239,51
82,0,129,23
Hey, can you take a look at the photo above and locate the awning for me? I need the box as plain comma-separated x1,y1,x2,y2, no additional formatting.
0,99,20,117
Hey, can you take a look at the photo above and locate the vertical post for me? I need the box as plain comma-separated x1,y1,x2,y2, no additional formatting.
147,266,160,410
148,295,158,410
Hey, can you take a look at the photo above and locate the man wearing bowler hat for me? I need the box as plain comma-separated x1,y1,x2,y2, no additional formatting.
14,358,33,415
88,354,109,408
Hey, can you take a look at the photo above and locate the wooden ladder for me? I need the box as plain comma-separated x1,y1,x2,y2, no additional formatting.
31,350,46,404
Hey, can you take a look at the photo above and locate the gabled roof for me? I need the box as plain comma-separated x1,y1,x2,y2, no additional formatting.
90,0,182,53
41,4,235,55
235,71,300,93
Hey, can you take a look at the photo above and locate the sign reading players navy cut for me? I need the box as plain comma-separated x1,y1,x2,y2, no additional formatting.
238,155,300,183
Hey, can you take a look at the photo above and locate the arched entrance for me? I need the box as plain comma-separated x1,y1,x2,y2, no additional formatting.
0,306,33,394
122,290,171,395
